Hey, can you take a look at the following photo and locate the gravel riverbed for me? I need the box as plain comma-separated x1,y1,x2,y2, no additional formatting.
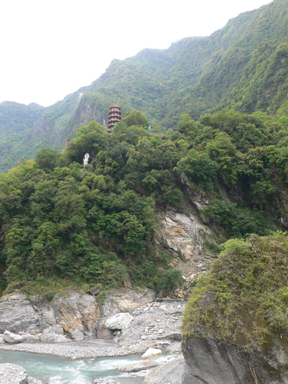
0,340,132,359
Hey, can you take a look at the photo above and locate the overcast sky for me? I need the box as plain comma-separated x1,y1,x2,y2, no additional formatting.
0,0,273,107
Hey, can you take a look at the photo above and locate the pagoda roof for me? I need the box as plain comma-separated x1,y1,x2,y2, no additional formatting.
110,104,120,108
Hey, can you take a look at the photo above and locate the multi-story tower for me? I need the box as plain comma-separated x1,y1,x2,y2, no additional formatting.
108,104,121,132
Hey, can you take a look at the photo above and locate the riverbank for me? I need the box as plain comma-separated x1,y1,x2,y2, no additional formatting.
0,338,181,359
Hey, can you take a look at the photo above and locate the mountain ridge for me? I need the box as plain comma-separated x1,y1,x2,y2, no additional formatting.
0,0,288,172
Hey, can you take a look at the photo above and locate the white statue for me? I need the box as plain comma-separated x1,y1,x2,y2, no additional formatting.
83,153,89,166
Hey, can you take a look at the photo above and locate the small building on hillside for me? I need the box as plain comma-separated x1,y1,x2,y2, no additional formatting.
108,104,121,132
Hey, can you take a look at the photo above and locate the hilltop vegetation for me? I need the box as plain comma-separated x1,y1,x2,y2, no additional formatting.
1,0,288,172
1,108,288,295
182,233,288,350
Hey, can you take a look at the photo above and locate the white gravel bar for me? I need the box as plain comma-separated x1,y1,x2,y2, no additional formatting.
0,340,134,359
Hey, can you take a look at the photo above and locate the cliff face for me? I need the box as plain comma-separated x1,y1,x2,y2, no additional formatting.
182,336,288,384
155,182,217,287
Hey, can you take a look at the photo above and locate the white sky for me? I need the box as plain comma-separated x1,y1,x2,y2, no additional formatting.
0,0,273,107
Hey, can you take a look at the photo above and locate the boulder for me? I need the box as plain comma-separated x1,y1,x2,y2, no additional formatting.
3,330,26,344
141,348,162,360
119,360,159,372
105,313,133,330
0,363,28,384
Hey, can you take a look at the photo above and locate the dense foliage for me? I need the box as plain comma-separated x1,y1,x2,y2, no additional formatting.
1,108,288,294
182,234,288,349
0,102,45,173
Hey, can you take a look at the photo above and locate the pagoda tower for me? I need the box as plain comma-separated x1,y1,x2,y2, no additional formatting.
108,104,121,132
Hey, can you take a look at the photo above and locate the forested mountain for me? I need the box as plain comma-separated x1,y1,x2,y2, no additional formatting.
0,0,288,173
1,108,288,295
0,102,45,172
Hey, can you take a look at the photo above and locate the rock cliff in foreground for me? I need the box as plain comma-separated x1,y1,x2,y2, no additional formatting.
182,336,288,384
0,363,42,384
181,235,288,384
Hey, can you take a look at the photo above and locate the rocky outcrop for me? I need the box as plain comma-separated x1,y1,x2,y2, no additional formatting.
97,288,156,339
182,335,288,384
155,179,217,287
0,364,43,384
0,291,100,341
0,288,184,354
0,294,40,334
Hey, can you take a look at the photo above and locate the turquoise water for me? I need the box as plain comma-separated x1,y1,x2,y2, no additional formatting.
0,350,142,383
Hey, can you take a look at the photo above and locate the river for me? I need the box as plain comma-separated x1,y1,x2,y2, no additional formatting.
0,350,174,383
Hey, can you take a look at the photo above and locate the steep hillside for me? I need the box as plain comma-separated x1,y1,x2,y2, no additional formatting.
181,234,288,383
1,109,288,295
1,0,288,172
0,102,45,172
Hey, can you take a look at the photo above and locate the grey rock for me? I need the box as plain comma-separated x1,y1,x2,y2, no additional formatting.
119,360,159,372
3,330,26,344
101,288,155,318
0,291,99,340
105,313,133,330
40,325,69,343
182,336,288,384
70,329,85,341
0,363,28,384
0,294,39,334
143,356,184,384
155,207,217,285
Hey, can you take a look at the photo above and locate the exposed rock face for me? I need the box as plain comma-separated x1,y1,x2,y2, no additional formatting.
0,288,185,352
0,294,40,334
100,288,156,317
182,336,288,384
155,184,217,285
0,291,100,341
